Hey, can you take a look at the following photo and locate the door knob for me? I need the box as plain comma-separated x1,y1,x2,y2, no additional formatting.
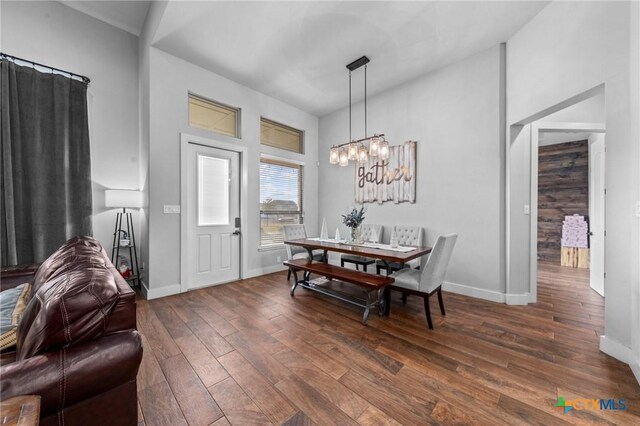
232,230,241,236
589,232,594,236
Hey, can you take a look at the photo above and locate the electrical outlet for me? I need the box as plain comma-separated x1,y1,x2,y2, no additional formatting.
524,204,530,215
163,205,180,214
276,255,282,263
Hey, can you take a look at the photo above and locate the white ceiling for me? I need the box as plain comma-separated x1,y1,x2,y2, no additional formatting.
61,1,550,117
61,1,151,36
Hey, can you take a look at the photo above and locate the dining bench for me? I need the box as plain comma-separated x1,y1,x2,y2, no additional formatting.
284,259,394,324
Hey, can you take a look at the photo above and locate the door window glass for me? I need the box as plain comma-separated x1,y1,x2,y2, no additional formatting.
198,154,229,226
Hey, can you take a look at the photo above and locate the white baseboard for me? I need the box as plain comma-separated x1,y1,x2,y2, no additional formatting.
142,265,288,299
599,335,631,363
142,282,181,300
442,281,506,303
245,264,287,279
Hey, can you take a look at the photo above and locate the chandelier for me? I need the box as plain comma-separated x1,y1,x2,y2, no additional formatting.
329,56,389,166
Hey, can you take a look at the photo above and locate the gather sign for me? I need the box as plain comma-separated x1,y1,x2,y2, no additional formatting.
355,141,417,204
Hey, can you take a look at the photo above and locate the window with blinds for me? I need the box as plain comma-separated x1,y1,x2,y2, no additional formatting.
188,93,239,138
260,118,303,153
259,158,303,247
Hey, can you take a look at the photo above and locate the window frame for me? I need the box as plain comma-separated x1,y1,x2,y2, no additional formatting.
259,155,304,248
260,117,304,154
188,92,241,139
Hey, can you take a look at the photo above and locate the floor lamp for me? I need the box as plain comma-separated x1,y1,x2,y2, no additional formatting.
105,189,143,287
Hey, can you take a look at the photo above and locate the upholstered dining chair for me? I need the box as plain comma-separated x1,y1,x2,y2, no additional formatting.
283,224,324,280
376,225,424,275
340,224,384,272
390,233,457,329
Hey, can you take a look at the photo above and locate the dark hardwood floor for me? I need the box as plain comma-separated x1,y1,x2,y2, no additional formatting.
136,262,640,425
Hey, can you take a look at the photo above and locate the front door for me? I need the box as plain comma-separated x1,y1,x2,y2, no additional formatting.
588,133,605,296
186,143,240,289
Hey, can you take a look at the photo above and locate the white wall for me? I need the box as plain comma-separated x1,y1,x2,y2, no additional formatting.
506,1,638,361
138,1,168,293
630,0,640,383
542,89,605,123
1,1,141,257
318,46,505,301
145,47,318,298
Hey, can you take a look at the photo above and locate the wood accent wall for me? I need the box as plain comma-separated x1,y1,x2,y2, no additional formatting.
537,140,589,262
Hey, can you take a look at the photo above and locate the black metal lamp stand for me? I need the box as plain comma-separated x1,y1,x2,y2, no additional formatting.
111,208,141,288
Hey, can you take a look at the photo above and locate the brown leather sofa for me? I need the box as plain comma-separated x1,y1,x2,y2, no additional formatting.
0,237,142,426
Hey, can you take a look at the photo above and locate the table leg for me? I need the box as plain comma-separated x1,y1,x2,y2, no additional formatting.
379,261,393,315
377,288,386,316
290,269,300,296
383,287,391,315
301,270,312,290
362,290,371,325
381,260,391,276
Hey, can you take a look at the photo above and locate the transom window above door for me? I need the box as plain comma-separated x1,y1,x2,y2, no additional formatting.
188,93,240,138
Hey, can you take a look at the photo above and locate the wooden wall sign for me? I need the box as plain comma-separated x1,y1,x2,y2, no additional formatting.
355,141,417,204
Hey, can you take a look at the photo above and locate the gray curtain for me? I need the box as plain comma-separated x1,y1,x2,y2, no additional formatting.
1,59,92,266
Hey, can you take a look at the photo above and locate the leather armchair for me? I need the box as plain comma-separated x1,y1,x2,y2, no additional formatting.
0,237,142,426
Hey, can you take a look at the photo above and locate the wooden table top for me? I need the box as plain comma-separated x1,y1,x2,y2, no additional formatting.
284,238,432,263
0,395,41,426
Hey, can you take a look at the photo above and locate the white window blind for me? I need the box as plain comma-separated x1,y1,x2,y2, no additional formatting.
259,158,303,247
198,155,229,226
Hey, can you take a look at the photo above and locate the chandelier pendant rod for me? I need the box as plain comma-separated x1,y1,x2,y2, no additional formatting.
364,64,367,139
349,70,352,142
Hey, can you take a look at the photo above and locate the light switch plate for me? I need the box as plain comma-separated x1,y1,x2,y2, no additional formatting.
635,201,640,217
524,204,530,215
164,205,180,214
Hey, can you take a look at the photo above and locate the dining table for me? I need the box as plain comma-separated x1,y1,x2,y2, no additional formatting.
284,238,432,315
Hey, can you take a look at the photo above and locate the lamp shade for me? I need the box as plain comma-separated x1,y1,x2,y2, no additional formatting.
105,189,143,209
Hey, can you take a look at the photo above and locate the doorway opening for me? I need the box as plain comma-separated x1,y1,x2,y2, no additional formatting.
506,84,606,306
529,116,606,300
535,126,606,311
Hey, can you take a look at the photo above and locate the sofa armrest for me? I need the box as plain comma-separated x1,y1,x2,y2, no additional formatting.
0,331,142,418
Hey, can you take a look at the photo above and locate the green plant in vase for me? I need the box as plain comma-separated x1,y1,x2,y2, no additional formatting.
342,206,366,244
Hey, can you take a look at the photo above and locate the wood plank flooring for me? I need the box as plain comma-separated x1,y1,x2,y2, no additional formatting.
136,262,639,425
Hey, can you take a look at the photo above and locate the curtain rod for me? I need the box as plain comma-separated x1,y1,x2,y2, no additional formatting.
0,52,90,84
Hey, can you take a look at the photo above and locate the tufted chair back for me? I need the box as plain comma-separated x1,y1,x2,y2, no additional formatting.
393,225,423,246
361,224,384,243
390,225,424,269
283,224,309,259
